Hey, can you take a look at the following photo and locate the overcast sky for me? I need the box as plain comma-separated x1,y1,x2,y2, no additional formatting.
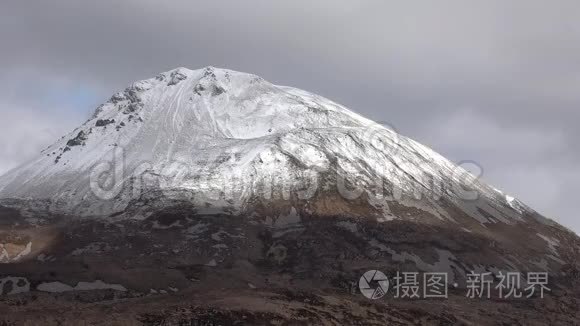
1,0,579,233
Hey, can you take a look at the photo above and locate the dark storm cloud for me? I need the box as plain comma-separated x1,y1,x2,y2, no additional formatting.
0,0,579,232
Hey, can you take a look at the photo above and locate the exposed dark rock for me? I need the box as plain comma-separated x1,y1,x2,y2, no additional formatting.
0,280,13,296
202,67,216,79
115,122,126,131
167,70,187,86
193,84,206,95
123,102,143,114
95,119,115,127
211,85,226,96
109,92,126,104
66,131,88,147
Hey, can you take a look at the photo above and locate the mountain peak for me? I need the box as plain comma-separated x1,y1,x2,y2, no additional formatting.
152,66,262,87
83,66,370,142
0,67,538,232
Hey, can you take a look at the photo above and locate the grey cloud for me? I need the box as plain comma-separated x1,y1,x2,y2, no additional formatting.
0,104,85,173
0,0,578,232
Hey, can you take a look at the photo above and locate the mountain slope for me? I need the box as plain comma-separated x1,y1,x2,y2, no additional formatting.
0,67,537,226
1,67,579,324
0,66,577,275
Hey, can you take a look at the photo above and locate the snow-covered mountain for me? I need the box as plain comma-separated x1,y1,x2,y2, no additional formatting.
1,68,579,324
0,67,554,226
